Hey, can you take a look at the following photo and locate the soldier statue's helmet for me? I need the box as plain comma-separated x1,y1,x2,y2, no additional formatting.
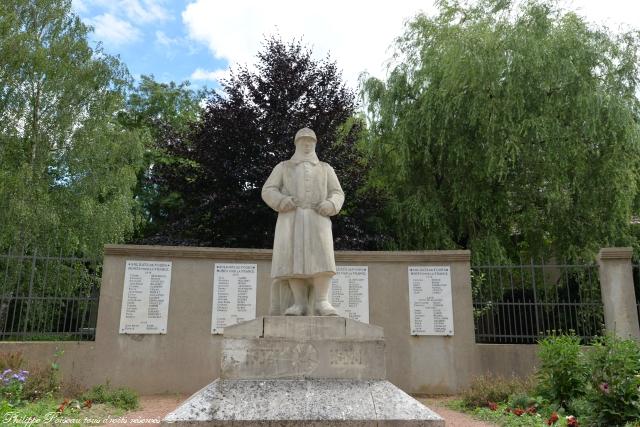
294,127,317,144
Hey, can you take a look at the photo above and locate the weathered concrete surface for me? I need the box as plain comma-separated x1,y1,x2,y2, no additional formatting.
597,248,640,340
261,316,384,339
226,316,384,340
477,344,539,378
222,317,386,380
222,338,385,380
162,379,444,426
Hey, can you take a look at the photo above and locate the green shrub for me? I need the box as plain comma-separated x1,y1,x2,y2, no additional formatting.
0,351,62,405
461,374,535,408
584,334,640,426
536,333,587,408
506,393,544,411
81,382,139,410
22,364,61,401
0,368,29,406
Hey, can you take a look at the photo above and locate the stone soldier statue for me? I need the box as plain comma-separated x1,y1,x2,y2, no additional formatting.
262,127,345,316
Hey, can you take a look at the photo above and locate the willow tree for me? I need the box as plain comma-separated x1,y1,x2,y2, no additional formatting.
362,0,640,262
0,0,145,256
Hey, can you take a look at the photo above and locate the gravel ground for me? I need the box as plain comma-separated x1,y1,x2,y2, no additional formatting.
111,394,496,427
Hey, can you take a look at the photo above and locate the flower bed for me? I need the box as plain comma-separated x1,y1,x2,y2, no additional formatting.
456,333,640,427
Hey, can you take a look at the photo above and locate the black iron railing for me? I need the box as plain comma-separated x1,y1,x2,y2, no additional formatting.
472,260,604,344
0,245,100,341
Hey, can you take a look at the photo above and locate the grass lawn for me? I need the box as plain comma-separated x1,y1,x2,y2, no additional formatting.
1,397,126,426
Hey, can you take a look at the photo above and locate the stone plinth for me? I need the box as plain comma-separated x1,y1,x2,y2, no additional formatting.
162,317,444,426
163,379,444,426
222,317,385,380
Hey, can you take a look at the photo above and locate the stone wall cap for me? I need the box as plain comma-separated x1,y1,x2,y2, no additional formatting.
104,244,471,262
598,247,634,260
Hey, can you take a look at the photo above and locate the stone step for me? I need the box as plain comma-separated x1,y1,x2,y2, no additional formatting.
162,378,444,426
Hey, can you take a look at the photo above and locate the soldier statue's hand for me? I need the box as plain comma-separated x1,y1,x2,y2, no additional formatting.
279,197,297,212
317,201,334,217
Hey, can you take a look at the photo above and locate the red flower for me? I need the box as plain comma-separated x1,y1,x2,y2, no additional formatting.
547,412,559,425
57,398,70,413
526,406,537,414
566,415,579,426
598,382,610,394
513,408,525,416
487,401,497,411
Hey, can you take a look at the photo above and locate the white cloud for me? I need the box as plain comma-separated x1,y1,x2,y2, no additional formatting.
182,0,640,90
76,0,170,22
190,68,228,82
71,0,89,14
565,0,640,31
121,0,170,23
155,30,178,47
89,13,142,46
181,1,436,89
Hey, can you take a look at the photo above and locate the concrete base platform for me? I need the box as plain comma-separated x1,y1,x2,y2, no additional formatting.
162,378,444,426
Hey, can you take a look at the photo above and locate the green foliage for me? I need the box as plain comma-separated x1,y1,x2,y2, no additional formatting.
584,334,640,426
119,76,208,239
22,363,61,401
81,382,138,411
449,399,559,426
2,349,63,402
0,0,145,256
0,396,126,425
506,393,544,411
361,0,640,261
461,373,535,408
536,333,587,408
0,368,28,406
139,36,386,249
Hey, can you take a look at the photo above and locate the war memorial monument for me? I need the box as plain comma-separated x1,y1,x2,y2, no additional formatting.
160,128,444,425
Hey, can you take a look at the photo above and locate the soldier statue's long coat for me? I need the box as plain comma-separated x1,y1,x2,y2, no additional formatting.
261,151,344,280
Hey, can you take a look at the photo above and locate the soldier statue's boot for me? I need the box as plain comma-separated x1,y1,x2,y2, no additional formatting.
315,300,338,316
284,303,307,316
313,275,338,316
284,278,308,316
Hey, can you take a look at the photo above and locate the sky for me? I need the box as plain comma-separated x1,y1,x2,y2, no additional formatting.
71,0,640,91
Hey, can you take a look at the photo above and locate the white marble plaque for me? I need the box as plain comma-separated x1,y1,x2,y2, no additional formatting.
408,266,454,336
211,263,257,334
119,260,172,334
330,266,369,323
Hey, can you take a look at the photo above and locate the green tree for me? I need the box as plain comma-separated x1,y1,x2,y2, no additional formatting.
0,0,145,256
362,0,640,262
119,75,207,239
139,37,386,249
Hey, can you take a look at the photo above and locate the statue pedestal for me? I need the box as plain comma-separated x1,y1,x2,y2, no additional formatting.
162,317,444,426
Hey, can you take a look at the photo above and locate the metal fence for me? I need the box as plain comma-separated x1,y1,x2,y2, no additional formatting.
0,245,101,341
472,260,604,344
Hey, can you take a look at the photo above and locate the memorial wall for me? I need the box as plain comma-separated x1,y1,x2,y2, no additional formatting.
13,245,475,395
117,258,456,338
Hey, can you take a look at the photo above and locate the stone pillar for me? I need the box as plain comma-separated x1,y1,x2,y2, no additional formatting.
597,247,640,340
